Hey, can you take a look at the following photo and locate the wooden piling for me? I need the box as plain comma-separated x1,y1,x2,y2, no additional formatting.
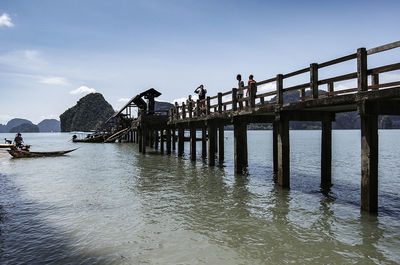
277,114,290,188
214,124,218,153
202,126,207,158
190,127,196,161
234,119,247,173
219,124,224,162
178,127,184,156
160,129,164,154
360,114,378,213
166,128,171,155
141,126,147,154
172,129,176,151
208,123,216,166
321,118,332,188
273,121,278,181
149,130,154,148
154,130,159,150
138,129,142,152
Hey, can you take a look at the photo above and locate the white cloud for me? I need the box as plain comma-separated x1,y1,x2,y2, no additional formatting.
118,98,131,102
0,114,13,124
0,13,13,27
70,85,96,95
39,76,69,86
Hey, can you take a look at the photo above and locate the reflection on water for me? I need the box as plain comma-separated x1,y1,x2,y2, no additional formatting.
0,131,399,264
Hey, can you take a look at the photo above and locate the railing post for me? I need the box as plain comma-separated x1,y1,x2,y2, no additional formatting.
175,106,179,120
189,101,193,119
250,83,256,108
371,73,379,90
357,47,368,92
182,102,186,119
310,63,319,99
328,82,334,97
232,88,238,111
196,99,201,117
218,93,223,113
276,74,283,105
300,88,305,101
206,96,211,115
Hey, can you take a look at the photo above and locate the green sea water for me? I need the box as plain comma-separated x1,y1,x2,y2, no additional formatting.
0,131,399,264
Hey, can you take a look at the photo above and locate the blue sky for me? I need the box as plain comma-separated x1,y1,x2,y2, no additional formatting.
0,0,399,123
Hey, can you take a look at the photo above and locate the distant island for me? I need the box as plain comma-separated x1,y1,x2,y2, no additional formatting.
60,93,115,132
59,92,174,132
0,118,60,133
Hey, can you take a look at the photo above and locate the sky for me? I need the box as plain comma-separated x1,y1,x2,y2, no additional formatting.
0,0,399,124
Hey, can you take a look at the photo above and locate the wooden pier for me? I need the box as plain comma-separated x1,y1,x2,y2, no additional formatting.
107,42,400,213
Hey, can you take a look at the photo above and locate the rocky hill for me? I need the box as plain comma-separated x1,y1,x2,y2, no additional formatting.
38,119,61,132
155,101,174,113
0,118,33,133
9,123,40,133
60,93,115,132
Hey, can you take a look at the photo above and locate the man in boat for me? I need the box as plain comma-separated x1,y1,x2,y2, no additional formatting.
14,133,24,149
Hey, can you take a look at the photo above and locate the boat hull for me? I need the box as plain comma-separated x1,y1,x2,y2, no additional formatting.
7,148,77,158
72,136,104,143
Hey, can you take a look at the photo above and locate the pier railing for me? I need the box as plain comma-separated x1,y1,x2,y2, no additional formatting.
170,41,400,121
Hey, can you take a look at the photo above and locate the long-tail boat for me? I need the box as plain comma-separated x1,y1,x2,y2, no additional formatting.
72,134,105,143
7,147,77,158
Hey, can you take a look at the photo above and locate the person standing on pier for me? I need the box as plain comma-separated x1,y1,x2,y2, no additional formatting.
194,84,207,113
247,75,257,106
236,74,245,110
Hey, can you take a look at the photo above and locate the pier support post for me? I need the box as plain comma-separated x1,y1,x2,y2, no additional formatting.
219,124,224,162
172,129,176,151
166,129,171,155
214,125,218,153
202,126,207,158
135,130,138,143
160,130,164,154
149,130,154,148
138,129,142,152
154,130,159,150
276,114,290,188
321,118,332,188
141,126,147,154
208,123,217,166
178,127,184,156
273,121,278,181
190,126,196,161
360,114,378,213
234,119,248,173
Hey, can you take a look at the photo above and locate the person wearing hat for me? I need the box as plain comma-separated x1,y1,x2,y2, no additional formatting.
14,133,24,149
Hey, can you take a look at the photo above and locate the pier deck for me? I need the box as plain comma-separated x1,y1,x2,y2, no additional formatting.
109,41,400,213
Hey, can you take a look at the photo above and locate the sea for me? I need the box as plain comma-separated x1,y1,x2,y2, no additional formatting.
0,131,399,264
